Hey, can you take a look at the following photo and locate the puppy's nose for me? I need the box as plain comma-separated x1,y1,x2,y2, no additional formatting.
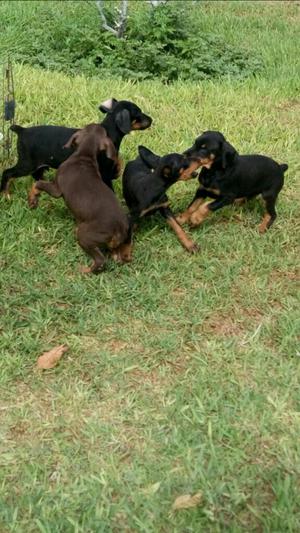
142,115,152,127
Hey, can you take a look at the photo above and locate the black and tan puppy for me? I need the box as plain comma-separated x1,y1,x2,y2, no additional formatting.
122,146,200,252
28,124,132,273
178,131,288,233
1,98,152,196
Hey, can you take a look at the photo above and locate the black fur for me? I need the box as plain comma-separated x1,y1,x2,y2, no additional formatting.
1,99,152,193
122,146,199,252
182,130,288,231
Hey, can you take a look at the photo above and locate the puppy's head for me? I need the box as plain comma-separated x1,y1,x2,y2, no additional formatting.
184,131,237,169
138,146,200,183
99,98,152,134
159,154,200,183
64,124,117,161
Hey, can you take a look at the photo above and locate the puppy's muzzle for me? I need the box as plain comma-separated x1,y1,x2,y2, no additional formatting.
132,115,152,130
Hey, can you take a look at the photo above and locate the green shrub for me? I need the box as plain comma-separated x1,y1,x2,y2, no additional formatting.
0,0,263,82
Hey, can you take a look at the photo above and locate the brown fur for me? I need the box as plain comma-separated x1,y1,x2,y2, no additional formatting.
29,124,132,273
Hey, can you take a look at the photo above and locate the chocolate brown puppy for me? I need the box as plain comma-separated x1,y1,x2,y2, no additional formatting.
28,124,132,273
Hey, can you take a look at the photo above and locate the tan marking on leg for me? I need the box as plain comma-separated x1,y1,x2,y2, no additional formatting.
111,250,121,263
140,200,169,217
2,178,13,199
206,187,220,196
258,213,272,234
167,217,199,253
108,233,123,250
176,198,204,225
79,264,93,274
234,197,247,206
189,202,211,227
115,242,133,263
28,182,41,208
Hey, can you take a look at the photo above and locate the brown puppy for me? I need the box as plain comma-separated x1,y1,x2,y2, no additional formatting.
28,124,132,273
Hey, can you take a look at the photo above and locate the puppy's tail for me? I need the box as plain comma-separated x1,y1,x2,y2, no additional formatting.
10,124,24,135
280,163,288,173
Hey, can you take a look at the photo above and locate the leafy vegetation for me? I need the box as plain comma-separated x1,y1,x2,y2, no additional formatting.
0,1,300,532
0,0,263,82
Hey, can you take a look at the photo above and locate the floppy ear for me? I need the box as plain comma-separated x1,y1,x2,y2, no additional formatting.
115,109,131,134
99,138,117,162
64,130,81,149
221,141,237,169
99,98,118,114
138,146,160,169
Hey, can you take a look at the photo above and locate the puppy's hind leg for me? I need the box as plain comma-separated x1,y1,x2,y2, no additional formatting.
1,164,33,197
112,234,133,264
77,225,106,274
32,166,48,181
259,194,278,233
28,180,62,208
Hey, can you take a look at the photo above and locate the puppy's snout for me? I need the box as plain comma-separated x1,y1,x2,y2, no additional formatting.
182,160,190,170
140,115,152,129
198,148,209,158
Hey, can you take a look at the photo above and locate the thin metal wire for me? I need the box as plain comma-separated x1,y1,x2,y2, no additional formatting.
2,58,15,160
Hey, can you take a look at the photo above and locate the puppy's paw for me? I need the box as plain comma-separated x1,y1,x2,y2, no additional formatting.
79,265,92,274
234,197,247,206
258,223,267,234
258,214,272,234
189,214,202,228
111,251,122,263
176,213,190,225
28,196,39,209
112,243,133,264
185,241,199,253
121,252,133,263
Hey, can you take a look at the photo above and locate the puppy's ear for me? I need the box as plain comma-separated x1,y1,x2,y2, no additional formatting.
99,98,118,114
97,128,117,161
100,138,117,162
221,141,237,169
115,109,131,134
64,130,81,149
138,145,160,169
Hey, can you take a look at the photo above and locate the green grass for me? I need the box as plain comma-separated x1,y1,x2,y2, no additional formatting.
0,2,300,532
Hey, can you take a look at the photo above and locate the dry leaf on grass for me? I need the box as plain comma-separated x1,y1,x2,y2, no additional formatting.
172,491,203,511
143,481,161,495
36,344,68,369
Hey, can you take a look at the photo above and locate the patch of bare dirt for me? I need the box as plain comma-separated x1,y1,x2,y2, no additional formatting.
203,314,246,337
276,98,300,111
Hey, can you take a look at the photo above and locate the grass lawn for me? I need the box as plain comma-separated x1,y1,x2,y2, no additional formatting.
0,1,300,531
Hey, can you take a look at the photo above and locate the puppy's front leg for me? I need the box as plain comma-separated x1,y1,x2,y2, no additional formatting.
177,188,221,225
160,207,199,253
189,196,233,227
